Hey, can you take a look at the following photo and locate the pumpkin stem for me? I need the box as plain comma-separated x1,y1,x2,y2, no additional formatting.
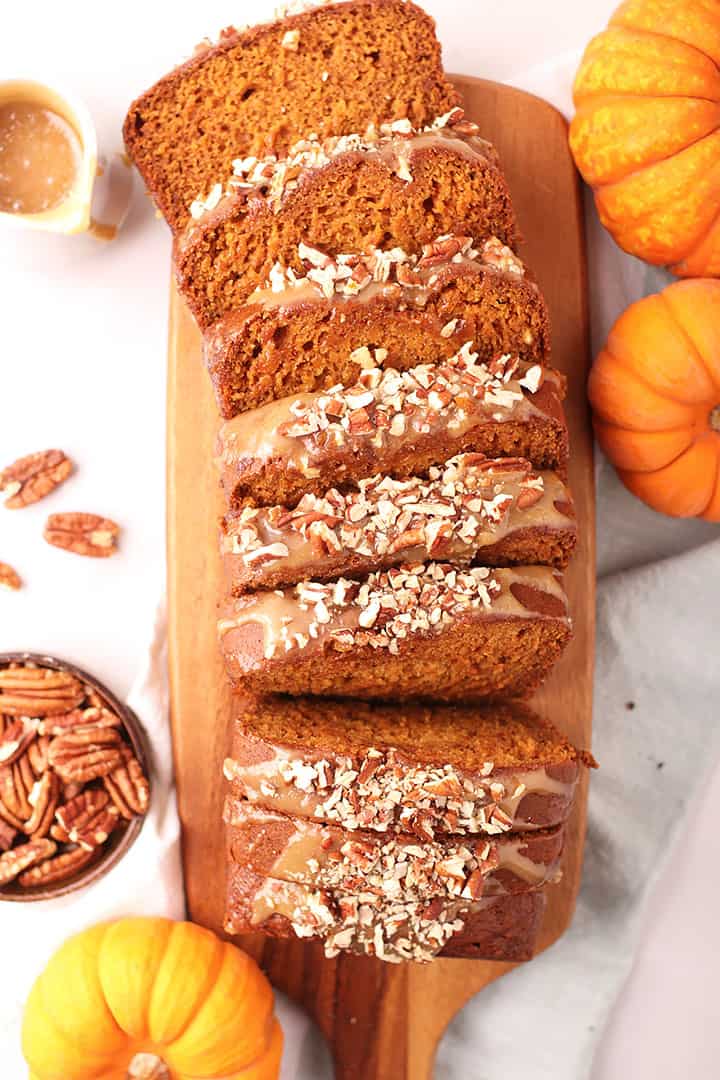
127,1053,171,1080
711,405,720,433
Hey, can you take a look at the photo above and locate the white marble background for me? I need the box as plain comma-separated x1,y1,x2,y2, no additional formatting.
1,2,718,1077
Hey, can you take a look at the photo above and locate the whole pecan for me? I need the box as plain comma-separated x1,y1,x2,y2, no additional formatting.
0,666,85,717
104,752,150,818
43,512,120,558
40,706,121,737
17,843,93,888
56,789,119,850
0,561,21,590
0,716,39,765
48,727,125,783
0,449,72,509
0,838,56,886
27,734,51,776
0,762,33,821
24,771,61,838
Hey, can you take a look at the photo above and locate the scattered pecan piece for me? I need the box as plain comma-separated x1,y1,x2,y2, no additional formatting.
43,512,120,558
17,843,93,888
0,716,39,765
0,838,56,886
104,752,150,818
0,665,85,716
0,561,21,590
56,789,119,850
24,771,61,838
0,449,72,509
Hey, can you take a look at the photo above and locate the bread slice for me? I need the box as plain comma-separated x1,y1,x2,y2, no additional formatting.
216,347,569,510
224,695,591,838
224,798,565,899
218,563,572,701
224,862,548,962
221,455,577,595
123,0,461,231
174,113,517,328
204,235,550,417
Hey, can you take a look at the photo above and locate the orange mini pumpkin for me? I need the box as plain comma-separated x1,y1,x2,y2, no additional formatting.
570,0,720,277
589,278,720,520
22,918,282,1080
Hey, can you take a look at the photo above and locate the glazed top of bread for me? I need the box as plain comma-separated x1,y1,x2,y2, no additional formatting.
224,695,593,837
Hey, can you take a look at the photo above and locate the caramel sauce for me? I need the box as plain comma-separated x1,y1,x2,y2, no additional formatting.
0,101,81,214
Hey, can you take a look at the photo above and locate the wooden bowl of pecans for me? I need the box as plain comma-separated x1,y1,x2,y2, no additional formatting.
0,653,151,901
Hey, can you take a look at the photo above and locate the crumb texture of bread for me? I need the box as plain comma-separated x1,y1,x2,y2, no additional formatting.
231,694,584,771
204,239,550,417
123,0,460,230
175,141,517,327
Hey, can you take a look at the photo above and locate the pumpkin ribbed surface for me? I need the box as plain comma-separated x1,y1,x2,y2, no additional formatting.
570,0,720,276
22,918,282,1080
589,278,720,520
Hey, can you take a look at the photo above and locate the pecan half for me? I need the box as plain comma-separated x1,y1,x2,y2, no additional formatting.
0,838,56,886
0,762,33,821
0,665,85,717
43,512,120,558
0,819,17,851
56,789,119,850
24,771,61,837
17,843,93,888
26,734,51,776
104,752,150,818
40,705,121,737
48,727,125,783
0,562,21,590
0,716,39,765
0,449,72,509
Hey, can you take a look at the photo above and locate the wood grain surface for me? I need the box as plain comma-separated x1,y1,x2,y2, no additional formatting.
167,75,594,1080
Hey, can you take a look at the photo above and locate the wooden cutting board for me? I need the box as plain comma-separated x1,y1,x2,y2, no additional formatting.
167,75,594,1080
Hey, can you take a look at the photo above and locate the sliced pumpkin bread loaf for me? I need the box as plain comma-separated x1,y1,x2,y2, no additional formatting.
225,862,548,962
224,696,591,838
221,454,577,595
204,234,550,417
174,112,517,328
124,0,460,231
225,798,565,899
218,562,572,701
216,347,569,510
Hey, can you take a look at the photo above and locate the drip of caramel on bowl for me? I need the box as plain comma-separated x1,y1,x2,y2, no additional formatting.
0,101,81,215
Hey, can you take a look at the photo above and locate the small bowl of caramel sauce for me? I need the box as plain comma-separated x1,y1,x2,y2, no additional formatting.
0,80,97,234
